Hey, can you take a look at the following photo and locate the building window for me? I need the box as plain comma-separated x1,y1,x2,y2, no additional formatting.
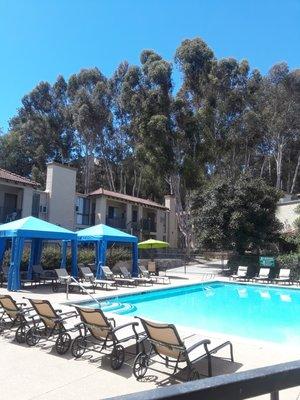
32,193,40,217
76,197,90,225
132,209,138,223
108,206,115,219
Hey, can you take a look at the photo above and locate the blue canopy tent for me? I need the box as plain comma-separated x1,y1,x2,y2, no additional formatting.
0,216,78,291
77,224,138,279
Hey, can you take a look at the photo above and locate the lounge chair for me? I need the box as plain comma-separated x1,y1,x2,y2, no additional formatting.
273,269,292,285
101,266,136,287
25,298,79,354
52,268,94,293
80,266,116,290
33,264,56,282
139,265,170,284
133,317,234,381
119,266,153,286
253,268,270,283
0,295,35,343
71,306,143,369
230,266,248,281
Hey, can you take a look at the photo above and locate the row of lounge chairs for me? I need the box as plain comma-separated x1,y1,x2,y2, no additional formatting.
53,265,170,293
0,264,170,292
231,266,293,284
0,294,234,381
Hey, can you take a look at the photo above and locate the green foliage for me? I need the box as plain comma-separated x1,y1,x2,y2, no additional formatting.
1,245,130,270
276,253,300,279
192,175,282,254
0,36,299,242
226,254,259,276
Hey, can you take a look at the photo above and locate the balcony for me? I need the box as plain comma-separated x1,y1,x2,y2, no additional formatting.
106,216,126,229
0,207,22,223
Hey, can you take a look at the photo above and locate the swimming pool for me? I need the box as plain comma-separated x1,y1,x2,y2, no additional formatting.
77,282,300,344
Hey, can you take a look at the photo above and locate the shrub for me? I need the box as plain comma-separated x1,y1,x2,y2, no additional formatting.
276,253,300,279
1,243,131,271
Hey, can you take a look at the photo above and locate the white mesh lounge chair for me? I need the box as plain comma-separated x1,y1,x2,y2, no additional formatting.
230,266,248,281
133,318,234,381
80,266,116,290
33,264,56,281
119,266,153,286
52,268,94,293
101,266,136,287
273,269,292,285
253,268,270,282
139,265,170,284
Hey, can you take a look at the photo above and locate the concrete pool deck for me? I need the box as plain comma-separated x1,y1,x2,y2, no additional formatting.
1,272,300,400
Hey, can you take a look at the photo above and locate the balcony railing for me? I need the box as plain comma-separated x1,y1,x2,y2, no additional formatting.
0,207,22,223
106,360,300,400
106,217,126,229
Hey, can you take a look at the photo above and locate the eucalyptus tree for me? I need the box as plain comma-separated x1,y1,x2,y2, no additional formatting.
68,68,112,193
7,77,75,185
258,63,300,191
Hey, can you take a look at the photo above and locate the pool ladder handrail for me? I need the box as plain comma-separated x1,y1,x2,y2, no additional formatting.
66,276,103,307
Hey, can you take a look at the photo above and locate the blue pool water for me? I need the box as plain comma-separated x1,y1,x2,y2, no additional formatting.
79,282,300,344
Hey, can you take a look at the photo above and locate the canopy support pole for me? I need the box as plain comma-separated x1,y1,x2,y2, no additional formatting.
8,237,24,291
96,240,107,279
0,238,6,268
61,240,67,268
132,242,138,277
71,240,78,278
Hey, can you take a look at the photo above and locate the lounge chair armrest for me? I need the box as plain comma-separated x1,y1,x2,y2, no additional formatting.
108,317,116,328
17,302,27,307
55,309,63,314
59,310,77,318
186,338,211,353
112,321,139,333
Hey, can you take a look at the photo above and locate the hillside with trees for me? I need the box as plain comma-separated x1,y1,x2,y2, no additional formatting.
0,37,299,253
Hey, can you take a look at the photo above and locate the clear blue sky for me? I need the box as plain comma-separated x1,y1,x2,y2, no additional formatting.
0,0,299,132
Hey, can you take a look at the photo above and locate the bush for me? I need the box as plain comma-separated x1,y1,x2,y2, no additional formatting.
276,253,300,279
1,243,131,271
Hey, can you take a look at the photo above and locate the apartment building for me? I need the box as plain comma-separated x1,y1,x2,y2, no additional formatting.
0,163,179,247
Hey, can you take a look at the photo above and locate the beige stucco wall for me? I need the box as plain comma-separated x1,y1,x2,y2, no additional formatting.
276,201,300,232
156,209,166,241
22,187,34,217
164,195,178,248
46,163,76,230
94,196,106,224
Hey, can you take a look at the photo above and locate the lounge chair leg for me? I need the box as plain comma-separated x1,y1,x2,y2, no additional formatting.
207,354,212,376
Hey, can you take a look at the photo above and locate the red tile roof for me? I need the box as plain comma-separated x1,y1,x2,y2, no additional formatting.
89,188,167,210
0,168,39,187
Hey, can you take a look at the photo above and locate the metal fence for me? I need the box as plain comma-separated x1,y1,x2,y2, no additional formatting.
105,360,300,400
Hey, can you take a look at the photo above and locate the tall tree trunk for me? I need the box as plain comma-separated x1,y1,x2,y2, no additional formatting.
275,143,284,189
290,152,300,194
137,172,142,197
168,173,192,257
260,156,266,178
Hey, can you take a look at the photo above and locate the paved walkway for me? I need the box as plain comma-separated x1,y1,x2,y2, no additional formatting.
0,271,299,399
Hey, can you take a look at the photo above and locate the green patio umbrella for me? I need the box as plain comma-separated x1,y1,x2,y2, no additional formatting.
138,239,169,249
138,239,169,262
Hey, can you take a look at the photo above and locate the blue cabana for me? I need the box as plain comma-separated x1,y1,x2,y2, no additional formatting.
0,216,78,291
77,224,138,279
